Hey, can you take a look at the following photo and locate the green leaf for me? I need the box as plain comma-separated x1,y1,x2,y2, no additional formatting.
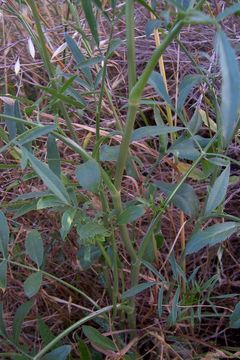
12,300,34,344
76,159,101,193
204,165,230,215
4,101,17,140
47,135,61,178
82,326,116,351
0,303,7,337
77,223,108,241
24,272,42,298
117,205,145,224
0,261,7,289
156,181,199,218
60,208,77,240
37,196,65,210
0,211,9,258
148,71,173,107
25,230,44,268
169,286,180,325
177,74,203,111
217,4,240,22
131,125,183,141
122,282,157,299
42,345,72,360
37,318,58,348
79,0,99,46
26,150,71,205
186,222,238,255
230,302,240,329
17,125,55,146
77,246,101,270
145,19,161,38
65,33,92,84
216,31,240,147
100,145,120,162
78,339,92,360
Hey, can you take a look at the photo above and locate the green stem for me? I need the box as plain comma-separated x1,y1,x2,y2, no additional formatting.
114,21,184,190
3,258,99,309
33,304,120,360
126,0,136,91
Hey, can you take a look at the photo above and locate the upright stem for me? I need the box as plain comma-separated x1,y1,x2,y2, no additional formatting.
126,0,136,91
114,21,184,189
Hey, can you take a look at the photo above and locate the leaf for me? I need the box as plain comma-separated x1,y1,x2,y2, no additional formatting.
60,208,77,240
4,100,17,140
230,302,240,329
169,286,180,325
76,159,101,193
122,282,157,299
131,125,183,141
216,31,240,147
25,230,44,268
12,300,34,344
0,211,9,258
37,196,64,210
117,205,145,224
0,261,7,289
79,0,99,46
77,223,108,241
78,339,92,360
186,222,238,255
24,272,42,298
26,150,71,205
42,345,72,360
82,326,116,351
77,246,101,270
148,71,173,107
37,318,58,348
177,74,203,111
0,303,7,337
65,33,92,84
156,181,199,218
204,165,230,215
51,42,67,59
145,19,162,38
17,125,56,146
217,4,240,22
100,145,120,162
157,286,164,317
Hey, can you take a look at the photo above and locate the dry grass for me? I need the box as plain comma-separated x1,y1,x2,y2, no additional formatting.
0,1,240,359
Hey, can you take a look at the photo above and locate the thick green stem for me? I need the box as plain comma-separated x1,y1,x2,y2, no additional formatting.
114,21,184,190
126,0,137,91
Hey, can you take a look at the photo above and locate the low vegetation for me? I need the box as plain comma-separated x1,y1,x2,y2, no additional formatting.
0,0,240,359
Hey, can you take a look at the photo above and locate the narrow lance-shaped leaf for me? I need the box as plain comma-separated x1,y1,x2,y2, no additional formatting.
0,211,9,258
83,326,116,351
42,345,72,360
47,134,61,178
60,208,77,240
230,302,240,329
186,222,238,255
26,150,71,205
0,261,7,289
65,33,92,85
117,205,145,224
25,230,44,268
216,31,240,147
204,165,230,215
17,125,56,146
122,282,157,299
12,300,34,344
79,0,99,46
